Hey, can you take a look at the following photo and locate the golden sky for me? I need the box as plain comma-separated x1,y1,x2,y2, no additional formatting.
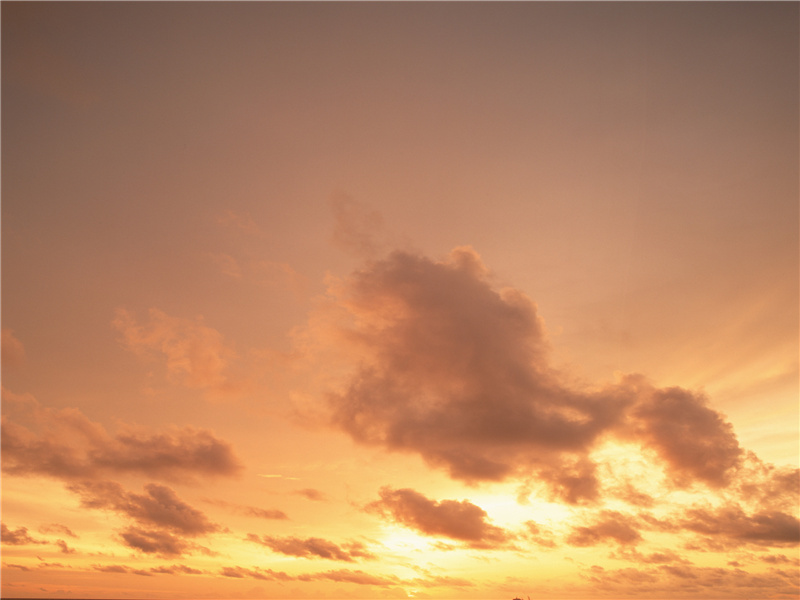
2,3,798,599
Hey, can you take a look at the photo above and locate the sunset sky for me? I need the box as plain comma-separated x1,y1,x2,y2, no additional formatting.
2,3,798,599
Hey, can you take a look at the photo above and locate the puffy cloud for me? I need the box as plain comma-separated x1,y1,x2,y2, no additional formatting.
113,308,237,392
316,247,765,503
1,328,26,368
1,523,46,545
566,510,643,547
1,391,241,482
365,487,511,548
246,534,375,562
67,481,220,535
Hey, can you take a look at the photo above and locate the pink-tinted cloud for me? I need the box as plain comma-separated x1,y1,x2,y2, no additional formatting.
329,194,387,258
149,564,204,575
246,534,375,562
113,308,238,392
215,210,262,236
1,391,241,482
365,486,511,548
38,524,77,538
1,523,46,546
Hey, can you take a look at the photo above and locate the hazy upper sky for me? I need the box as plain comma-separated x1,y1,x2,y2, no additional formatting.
2,3,798,599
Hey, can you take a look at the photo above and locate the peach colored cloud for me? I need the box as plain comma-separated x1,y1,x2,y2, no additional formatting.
246,534,375,562
113,308,238,392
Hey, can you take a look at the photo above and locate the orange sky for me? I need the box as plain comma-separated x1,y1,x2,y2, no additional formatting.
2,3,798,599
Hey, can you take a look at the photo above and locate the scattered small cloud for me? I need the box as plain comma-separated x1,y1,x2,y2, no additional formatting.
246,534,376,562
113,308,239,393
365,487,511,548
1,523,47,546
294,488,327,501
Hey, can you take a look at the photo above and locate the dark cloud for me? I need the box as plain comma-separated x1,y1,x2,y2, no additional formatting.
679,504,800,547
5,563,32,571
55,539,75,554
365,486,511,548
68,481,219,535
1,523,46,545
1,394,241,483
318,248,764,503
298,568,399,586
203,498,288,520
566,510,643,547
246,534,375,562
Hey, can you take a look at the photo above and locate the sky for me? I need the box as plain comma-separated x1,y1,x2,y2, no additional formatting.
1,2,798,599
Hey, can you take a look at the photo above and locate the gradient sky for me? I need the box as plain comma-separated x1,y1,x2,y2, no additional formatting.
2,3,798,599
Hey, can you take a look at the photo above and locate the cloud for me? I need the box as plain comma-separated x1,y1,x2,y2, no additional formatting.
365,487,511,548
679,504,800,548
54,540,76,554
1,390,241,482
298,569,399,586
294,488,327,501
67,481,220,535
1,523,46,545
112,308,238,392
118,527,194,557
38,524,77,538
215,210,262,236
246,534,375,562
1,328,26,368
566,510,643,547
329,194,387,258
219,566,292,581
314,247,767,504
149,564,204,575
628,383,743,487
203,498,288,520
92,563,154,576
